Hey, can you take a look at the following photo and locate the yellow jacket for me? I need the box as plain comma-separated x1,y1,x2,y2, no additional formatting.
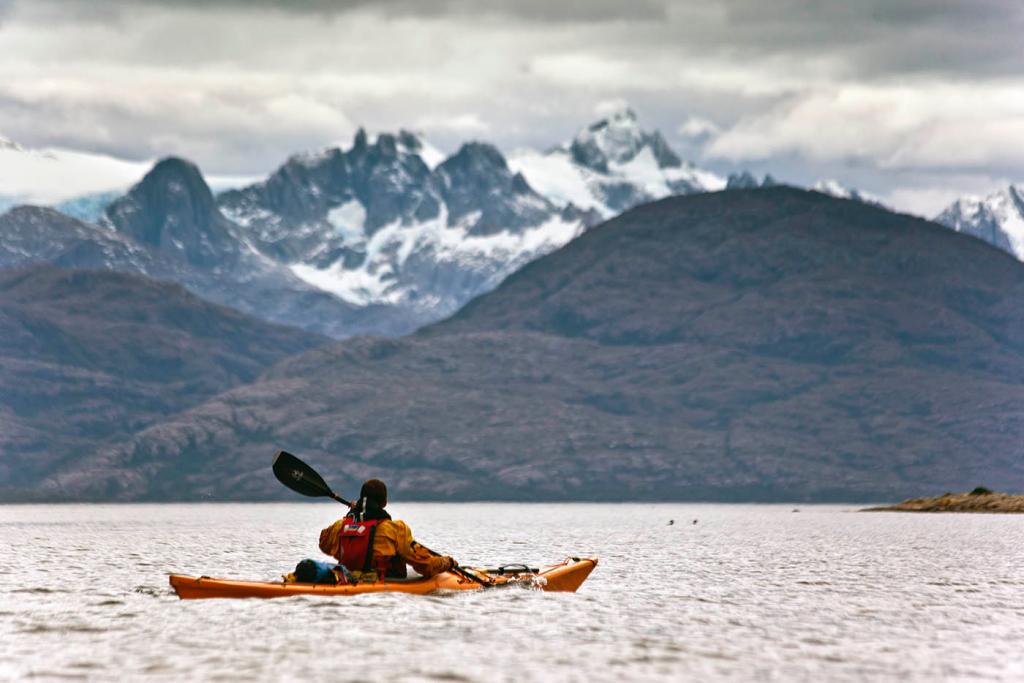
319,518,451,577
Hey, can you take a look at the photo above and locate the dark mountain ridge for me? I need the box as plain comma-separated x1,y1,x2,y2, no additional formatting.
439,188,1024,367
0,264,326,496
32,188,1024,502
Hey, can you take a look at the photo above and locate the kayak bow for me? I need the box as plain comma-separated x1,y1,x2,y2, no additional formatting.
169,557,597,600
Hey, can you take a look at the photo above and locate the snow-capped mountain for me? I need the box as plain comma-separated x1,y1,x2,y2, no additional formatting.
934,185,1024,259
1,134,586,338
509,108,724,218
219,129,583,331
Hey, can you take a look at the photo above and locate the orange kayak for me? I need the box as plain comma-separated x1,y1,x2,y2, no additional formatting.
169,557,597,600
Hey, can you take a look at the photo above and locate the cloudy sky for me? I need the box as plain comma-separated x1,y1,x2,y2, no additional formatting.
1,0,1022,214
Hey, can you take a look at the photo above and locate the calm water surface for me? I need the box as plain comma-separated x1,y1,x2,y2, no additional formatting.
1,503,1023,681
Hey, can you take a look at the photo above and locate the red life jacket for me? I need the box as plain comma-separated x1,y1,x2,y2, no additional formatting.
336,517,408,580
338,515,385,573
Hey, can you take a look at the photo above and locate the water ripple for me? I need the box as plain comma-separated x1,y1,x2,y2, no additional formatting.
1,503,1023,681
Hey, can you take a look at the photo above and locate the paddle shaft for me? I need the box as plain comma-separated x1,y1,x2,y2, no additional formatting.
328,492,352,507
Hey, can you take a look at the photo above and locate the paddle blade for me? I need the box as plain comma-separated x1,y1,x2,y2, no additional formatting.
272,450,334,499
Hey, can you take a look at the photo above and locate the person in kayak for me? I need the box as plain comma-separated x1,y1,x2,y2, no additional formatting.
318,478,456,580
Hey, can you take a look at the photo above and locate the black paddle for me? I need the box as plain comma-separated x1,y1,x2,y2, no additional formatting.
273,450,352,506
271,450,492,587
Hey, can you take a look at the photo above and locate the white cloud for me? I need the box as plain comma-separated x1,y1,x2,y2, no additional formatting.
413,113,490,135
678,115,720,140
528,53,669,90
1,0,1023,200
706,82,1024,173
0,70,357,171
594,98,631,117
886,118,1024,170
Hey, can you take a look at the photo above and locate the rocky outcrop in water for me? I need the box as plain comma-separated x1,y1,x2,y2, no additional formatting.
864,488,1024,513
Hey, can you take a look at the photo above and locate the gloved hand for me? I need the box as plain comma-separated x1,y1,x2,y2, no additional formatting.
440,556,457,573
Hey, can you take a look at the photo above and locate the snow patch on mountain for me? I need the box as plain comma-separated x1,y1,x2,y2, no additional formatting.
575,107,654,165
506,149,597,210
214,129,584,333
935,185,1024,259
327,200,368,245
289,207,582,308
812,179,886,207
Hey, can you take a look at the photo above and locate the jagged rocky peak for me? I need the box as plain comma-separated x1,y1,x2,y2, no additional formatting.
436,142,552,235
238,126,440,233
726,172,779,190
570,107,681,172
726,171,760,189
237,145,352,227
438,142,512,181
372,131,399,157
394,128,445,168
509,107,724,217
351,131,441,229
351,127,368,151
345,127,435,168
213,131,578,333
103,157,237,267
397,130,423,154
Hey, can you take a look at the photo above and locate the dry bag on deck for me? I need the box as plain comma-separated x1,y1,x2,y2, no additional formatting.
291,559,353,585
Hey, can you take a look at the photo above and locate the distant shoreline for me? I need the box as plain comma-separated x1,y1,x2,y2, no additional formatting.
863,489,1024,513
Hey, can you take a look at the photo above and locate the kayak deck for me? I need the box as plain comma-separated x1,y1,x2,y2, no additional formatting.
169,557,597,600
